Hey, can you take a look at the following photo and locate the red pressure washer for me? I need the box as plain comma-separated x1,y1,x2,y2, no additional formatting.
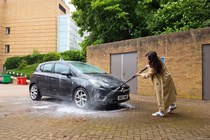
103,66,148,101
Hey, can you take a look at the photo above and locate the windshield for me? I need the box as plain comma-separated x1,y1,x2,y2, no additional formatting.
70,62,105,74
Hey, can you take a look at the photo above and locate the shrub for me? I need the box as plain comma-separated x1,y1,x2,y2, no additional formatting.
43,52,61,62
4,56,21,69
27,54,44,64
60,50,85,61
17,60,27,70
20,55,30,64
4,50,85,72
23,50,45,65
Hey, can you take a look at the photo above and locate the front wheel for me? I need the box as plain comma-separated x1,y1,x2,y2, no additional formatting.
73,88,90,109
30,84,42,101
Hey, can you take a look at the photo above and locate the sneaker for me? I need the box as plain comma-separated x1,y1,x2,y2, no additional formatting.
152,111,164,117
167,104,177,113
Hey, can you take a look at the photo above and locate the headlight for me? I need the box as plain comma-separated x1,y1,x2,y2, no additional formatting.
89,79,110,88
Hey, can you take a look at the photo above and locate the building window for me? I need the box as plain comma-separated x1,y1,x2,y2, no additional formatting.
5,45,10,53
59,4,66,14
5,27,10,35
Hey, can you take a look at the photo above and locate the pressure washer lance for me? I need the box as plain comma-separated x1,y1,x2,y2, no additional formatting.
103,66,148,101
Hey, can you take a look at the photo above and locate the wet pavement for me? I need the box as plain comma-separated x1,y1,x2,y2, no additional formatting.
0,84,210,140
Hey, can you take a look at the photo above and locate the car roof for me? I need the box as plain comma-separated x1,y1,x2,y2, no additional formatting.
40,60,83,65
36,61,84,73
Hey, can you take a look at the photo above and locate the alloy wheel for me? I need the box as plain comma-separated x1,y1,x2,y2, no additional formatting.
74,88,88,108
30,84,41,100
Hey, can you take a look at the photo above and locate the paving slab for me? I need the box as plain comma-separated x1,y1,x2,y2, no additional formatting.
0,84,210,140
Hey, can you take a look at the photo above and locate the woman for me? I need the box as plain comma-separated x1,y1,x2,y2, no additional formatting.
138,51,177,117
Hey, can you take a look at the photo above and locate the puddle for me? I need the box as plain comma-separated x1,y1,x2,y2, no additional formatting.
29,100,135,118
1,96,134,118
32,106,51,109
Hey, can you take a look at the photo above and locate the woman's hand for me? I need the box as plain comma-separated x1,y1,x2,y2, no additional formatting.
136,72,142,76
136,73,148,78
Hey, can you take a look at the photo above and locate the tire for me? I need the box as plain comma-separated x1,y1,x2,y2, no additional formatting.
30,84,42,101
73,87,90,109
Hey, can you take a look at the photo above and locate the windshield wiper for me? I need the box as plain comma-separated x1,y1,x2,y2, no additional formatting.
84,72,105,74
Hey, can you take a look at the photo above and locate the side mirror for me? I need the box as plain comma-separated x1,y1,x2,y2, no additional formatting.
61,71,73,77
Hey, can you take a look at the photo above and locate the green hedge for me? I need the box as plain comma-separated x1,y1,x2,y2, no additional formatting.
5,50,85,71
4,56,21,69
27,54,45,64
61,50,85,61
43,52,61,62
4,54,44,70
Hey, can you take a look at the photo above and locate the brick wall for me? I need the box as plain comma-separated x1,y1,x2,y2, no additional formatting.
87,28,210,99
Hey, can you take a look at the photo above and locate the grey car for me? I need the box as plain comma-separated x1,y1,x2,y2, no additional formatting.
29,61,130,109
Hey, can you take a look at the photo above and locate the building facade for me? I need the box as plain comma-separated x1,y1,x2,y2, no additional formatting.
87,28,210,100
57,15,82,52
0,0,70,72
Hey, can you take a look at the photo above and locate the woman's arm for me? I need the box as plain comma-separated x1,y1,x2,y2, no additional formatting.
139,66,155,78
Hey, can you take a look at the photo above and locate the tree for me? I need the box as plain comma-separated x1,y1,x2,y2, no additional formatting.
148,0,210,34
71,0,210,48
71,0,153,46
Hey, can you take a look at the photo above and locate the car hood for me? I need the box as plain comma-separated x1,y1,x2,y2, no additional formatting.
85,73,124,87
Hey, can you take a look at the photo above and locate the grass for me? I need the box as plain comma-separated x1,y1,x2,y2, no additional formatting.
6,63,39,79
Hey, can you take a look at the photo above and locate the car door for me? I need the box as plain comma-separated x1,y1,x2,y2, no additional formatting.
51,62,73,98
38,63,54,96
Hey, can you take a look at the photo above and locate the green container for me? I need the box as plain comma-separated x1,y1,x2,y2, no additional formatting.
2,74,11,83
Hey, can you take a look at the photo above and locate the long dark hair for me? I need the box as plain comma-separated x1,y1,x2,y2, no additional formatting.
146,51,163,74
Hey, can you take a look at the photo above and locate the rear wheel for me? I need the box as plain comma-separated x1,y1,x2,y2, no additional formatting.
73,88,90,109
30,84,42,100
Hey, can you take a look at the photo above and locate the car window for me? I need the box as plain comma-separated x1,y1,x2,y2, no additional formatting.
70,62,105,74
40,63,53,73
54,63,69,74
